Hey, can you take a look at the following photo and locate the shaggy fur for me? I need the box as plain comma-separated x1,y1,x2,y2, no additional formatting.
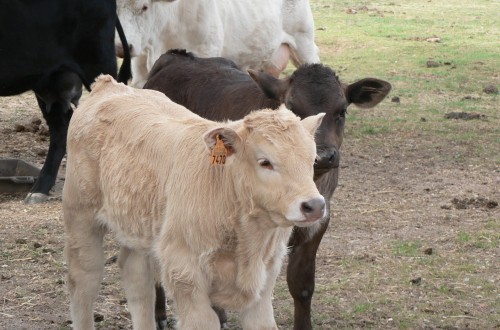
63,75,325,329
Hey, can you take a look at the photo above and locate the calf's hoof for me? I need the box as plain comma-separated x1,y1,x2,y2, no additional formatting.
156,319,167,330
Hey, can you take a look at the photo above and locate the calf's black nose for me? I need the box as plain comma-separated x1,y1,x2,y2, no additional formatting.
300,197,326,222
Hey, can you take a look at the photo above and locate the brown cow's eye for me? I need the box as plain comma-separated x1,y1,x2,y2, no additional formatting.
258,159,274,170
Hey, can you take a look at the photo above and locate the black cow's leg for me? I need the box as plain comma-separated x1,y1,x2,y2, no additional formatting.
154,284,167,330
287,217,330,330
25,97,72,204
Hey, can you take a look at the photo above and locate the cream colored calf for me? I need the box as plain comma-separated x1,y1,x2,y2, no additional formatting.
63,75,325,330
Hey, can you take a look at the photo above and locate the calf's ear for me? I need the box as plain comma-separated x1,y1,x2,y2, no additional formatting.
301,113,326,137
248,70,288,101
204,127,242,157
345,78,392,108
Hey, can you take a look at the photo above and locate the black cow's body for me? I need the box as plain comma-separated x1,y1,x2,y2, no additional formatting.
0,0,131,203
144,49,391,330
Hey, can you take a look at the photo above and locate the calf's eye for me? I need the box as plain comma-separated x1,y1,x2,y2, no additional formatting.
258,159,274,170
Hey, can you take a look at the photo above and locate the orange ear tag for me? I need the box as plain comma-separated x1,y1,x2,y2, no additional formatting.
210,134,227,165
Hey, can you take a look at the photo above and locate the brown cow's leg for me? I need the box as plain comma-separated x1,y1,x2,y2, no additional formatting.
287,218,330,330
212,305,228,329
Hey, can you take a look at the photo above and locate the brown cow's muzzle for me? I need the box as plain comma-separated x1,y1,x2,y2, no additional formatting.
314,147,340,173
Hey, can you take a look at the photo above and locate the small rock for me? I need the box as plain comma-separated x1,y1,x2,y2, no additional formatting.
410,277,422,285
31,118,42,126
105,255,118,265
1,274,13,280
36,149,47,157
33,242,42,249
426,37,441,43
94,313,104,323
444,112,485,120
486,200,498,209
346,8,357,14
26,123,39,133
462,95,480,101
15,238,27,244
423,247,433,255
426,60,440,68
14,124,26,132
391,96,400,103
483,85,498,94
38,125,49,136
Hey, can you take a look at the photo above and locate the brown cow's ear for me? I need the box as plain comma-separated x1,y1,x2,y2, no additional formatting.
248,70,288,101
301,113,326,137
345,78,392,108
204,127,242,158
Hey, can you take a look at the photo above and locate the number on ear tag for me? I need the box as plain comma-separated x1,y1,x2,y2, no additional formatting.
211,134,227,165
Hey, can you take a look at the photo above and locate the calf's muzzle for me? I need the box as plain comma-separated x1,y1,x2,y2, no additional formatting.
315,148,340,171
300,197,326,222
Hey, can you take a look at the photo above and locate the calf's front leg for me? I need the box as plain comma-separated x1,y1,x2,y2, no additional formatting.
119,246,156,330
286,217,330,330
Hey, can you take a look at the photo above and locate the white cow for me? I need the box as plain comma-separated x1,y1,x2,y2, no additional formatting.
63,75,326,329
116,0,320,87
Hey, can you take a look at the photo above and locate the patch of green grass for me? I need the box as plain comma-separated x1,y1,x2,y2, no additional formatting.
353,302,374,314
457,230,499,249
392,240,421,257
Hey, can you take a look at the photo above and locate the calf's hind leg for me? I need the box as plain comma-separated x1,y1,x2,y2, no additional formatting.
64,208,106,330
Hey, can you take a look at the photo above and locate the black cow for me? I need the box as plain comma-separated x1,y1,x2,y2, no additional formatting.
144,49,391,330
0,0,131,203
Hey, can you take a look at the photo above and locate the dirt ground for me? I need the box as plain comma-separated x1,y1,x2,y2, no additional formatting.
0,92,498,329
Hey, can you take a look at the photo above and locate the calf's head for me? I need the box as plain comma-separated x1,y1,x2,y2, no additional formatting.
204,106,326,227
249,64,391,178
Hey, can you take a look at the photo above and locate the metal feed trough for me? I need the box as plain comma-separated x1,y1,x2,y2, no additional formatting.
0,158,40,193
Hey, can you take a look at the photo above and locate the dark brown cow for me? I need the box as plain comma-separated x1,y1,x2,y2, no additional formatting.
144,49,391,330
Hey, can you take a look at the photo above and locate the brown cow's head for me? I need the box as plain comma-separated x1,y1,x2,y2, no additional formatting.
249,65,391,179
204,106,327,227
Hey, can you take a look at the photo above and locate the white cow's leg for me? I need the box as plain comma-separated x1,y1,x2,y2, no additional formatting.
119,246,156,330
289,33,320,67
65,209,106,330
265,44,291,78
131,53,150,88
